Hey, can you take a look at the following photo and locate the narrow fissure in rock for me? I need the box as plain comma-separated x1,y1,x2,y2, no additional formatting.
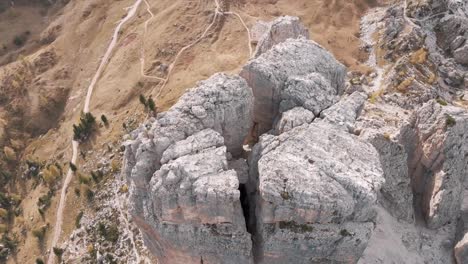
238,183,251,233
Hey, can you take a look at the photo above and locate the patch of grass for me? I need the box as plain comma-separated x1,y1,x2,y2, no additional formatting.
445,114,456,128
369,89,385,104
410,48,428,64
32,226,47,241
42,164,61,186
278,221,314,233
90,170,103,183
396,77,414,93
436,98,447,106
37,191,54,214
383,133,391,140
78,173,92,185
3,146,16,161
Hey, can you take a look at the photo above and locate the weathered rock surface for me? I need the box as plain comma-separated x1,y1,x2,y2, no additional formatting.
320,92,367,130
401,100,468,229
455,232,468,264
368,134,414,222
248,120,384,263
240,38,346,135
254,16,309,57
436,15,468,65
274,107,315,134
124,73,254,264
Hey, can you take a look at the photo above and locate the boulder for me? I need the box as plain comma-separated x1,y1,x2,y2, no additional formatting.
320,92,367,130
240,38,346,135
279,73,338,115
254,16,309,57
248,121,384,263
123,73,254,264
274,107,315,134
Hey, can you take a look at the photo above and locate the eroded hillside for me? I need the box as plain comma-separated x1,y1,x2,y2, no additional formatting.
5,0,466,263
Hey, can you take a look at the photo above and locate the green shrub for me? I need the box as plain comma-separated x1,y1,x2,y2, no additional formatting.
84,187,94,201
13,34,27,46
147,98,156,112
139,94,147,107
69,162,77,172
53,247,64,260
36,258,45,264
0,235,17,260
98,222,119,243
101,114,109,126
74,187,81,197
78,173,92,185
37,191,53,213
446,114,456,127
75,211,84,228
436,98,448,106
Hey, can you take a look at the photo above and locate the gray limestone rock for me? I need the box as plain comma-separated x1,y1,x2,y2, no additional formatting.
254,16,309,57
401,100,468,229
248,121,384,263
280,73,338,115
368,133,414,222
320,92,367,130
240,38,346,135
436,15,468,65
123,73,254,264
454,44,468,65
274,107,315,134
455,232,468,264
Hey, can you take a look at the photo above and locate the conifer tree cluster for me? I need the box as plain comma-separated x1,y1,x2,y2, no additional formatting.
72,112,96,142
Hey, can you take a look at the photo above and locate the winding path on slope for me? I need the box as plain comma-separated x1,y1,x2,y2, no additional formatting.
47,1,144,263
141,0,253,97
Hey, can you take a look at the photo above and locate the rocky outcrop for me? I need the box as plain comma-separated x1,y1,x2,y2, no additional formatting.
436,15,468,65
240,38,346,135
253,16,309,57
455,232,468,264
124,73,254,264
248,119,384,264
401,100,468,229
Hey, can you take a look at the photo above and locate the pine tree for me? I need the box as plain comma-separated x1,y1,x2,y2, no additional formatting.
101,114,108,126
139,94,147,107
69,162,77,172
147,98,156,113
